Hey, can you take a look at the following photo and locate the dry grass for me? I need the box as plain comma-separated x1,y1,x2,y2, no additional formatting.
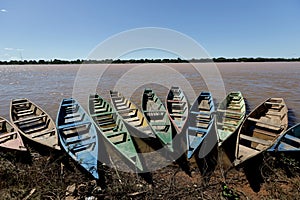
0,147,299,199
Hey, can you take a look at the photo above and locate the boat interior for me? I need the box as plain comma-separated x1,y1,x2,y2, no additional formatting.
238,98,287,156
11,99,56,139
58,99,96,154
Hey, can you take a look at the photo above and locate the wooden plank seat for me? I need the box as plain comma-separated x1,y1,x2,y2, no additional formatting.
105,131,126,138
23,123,48,134
266,110,286,118
188,126,207,133
0,119,6,124
172,103,185,107
191,111,210,116
66,136,92,145
230,97,242,103
95,116,113,122
151,122,166,126
101,126,115,131
94,108,108,113
167,99,182,103
70,142,94,154
277,142,299,151
240,134,272,145
248,117,282,129
16,111,35,118
16,108,33,114
284,134,300,144
91,112,114,117
0,132,17,139
64,113,81,120
14,114,47,123
237,145,259,159
126,117,140,123
115,103,128,109
218,109,242,115
144,110,165,114
227,105,241,110
61,103,78,107
58,121,90,130
253,128,277,137
199,104,211,111
31,129,55,138
265,102,284,106
170,113,183,117
98,120,115,126
197,115,211,121
217,122,236,128
94,104,105,109
12,101,30,106
172,109,184,113
128,120,142,126
197,116,211,122
118,108,136,114
197,122,210,129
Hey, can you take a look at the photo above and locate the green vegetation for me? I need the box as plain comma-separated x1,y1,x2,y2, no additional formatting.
1,57,300,65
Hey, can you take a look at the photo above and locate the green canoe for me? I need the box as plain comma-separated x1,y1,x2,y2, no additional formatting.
141,88,174,152
88,93,143,172
216,91,246,146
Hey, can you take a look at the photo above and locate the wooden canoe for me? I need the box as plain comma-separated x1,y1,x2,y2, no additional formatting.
57,98,99,179
110,91,156,138
187,92,215,159
10,98,60,150
166,86,189,134
88,93,143,171
268,123,300,152
0,116,27,151
216,91,246,146
141,89,173,152
234,98,288,166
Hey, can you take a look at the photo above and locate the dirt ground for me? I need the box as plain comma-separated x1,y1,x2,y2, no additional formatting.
0,143,299,200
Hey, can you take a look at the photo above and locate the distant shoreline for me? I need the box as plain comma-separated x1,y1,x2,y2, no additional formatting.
1,57,300,65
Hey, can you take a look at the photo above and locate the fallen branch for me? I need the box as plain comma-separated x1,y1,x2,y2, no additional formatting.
127,191,147,197
23,188,36,200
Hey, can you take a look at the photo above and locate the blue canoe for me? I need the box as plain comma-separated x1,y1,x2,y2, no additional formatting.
56,98,99,179
187,92,215,159
268,123,300,152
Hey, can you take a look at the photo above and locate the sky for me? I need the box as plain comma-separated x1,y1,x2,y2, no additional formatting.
0,0,300,61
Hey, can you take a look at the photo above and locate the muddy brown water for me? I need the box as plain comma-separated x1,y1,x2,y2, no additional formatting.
0,62,299,170
1,62,298,122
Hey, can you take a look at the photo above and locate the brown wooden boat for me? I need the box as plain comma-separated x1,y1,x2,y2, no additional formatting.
234,98,288,166
0,116,27,151
10,98,60,150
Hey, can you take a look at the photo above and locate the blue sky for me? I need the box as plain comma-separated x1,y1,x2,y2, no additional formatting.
0,0,300,61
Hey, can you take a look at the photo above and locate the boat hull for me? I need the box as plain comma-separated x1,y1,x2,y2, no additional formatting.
10,98,60,150
187,92,215,159
57,98,99,179
166,86,189,134
234,98,288,166
142,88,174,152
216,91,246,146
88,94,143,172
0,116,27,151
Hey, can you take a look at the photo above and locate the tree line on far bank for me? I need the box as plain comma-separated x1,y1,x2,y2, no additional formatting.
1,57,300,65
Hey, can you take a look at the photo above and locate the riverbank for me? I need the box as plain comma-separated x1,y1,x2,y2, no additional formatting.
1,58,300,65
0,145,299,199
